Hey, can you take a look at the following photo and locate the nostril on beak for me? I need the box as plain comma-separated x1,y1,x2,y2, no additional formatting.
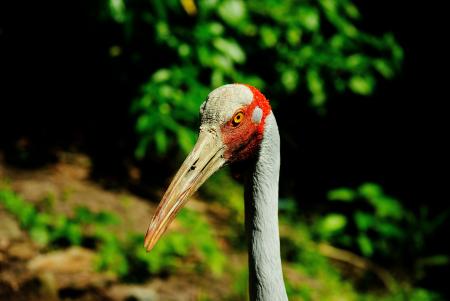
189,158,199,171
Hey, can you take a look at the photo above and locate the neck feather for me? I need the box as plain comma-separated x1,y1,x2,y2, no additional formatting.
244,113,288,301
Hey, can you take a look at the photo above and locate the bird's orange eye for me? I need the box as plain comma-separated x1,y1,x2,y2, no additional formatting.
232,111,244,126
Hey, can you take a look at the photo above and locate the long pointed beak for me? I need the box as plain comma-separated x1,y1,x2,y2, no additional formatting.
144,130,226,251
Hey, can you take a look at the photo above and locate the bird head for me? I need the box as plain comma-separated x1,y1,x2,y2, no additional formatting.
144,84,272,251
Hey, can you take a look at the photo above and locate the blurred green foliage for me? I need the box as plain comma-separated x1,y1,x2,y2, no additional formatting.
198,174,445,300
281,223,359,301
106,0,402,158
360,288,443,301
200,169,246,246
1,180,444,300
131,209,226,277
313,183,449,278
0,185,224,278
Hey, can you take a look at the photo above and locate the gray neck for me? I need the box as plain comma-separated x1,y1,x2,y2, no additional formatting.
244,113,288,301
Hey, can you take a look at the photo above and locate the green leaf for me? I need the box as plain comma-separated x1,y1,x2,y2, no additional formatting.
320,214,347,234
354,211,374,231
218,0,246,26
152,69,171,82
375,221,404,238
30,226,50,246
135,136,150,159
344,3,360,19
213,38,246,63
346,54,368,70
178,44,191,58
260,26,279,48
281,69,299,92
286,28,302,46
177,128,196,155
208,22,224,36
34,213,52,227
136,115,151,133
66,223,82,245
211,70,224,87
306,69,326,107
357,234,373,257
96,211,121,225
370,196,403,219
374,59,394,79
19,204,37,228
109,0,126,23
155,129,168,155
298,7,320,31
155,21,170,39
348,75,374,95
74,207,95,223
327,188,356,202
358,183,383,198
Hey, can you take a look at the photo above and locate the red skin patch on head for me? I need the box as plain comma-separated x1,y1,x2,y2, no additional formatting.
221,84,272,162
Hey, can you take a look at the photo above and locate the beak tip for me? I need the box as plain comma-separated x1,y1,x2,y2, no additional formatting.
144,241,151,252
144,234,151,251
144,231,156,252
142,132,225,255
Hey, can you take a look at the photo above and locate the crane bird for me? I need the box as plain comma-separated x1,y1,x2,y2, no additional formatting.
144,84,288,300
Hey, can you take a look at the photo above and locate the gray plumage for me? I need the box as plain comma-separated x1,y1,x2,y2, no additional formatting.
245,113,288,301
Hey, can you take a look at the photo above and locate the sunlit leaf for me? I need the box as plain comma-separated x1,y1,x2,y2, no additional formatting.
218,0,246,26
330,34,346,50
370,196,403,219
346,54,367,70
208,22,224,36
260,26,279,48
211,70,224,87
358,183,383,198
374,59,394,79
327,188,356,202
348,75,374,95
298,7,320,31
357,234,373,256
286,28,302,46
177,128,196,154
109,0,126,23
156,21,170,39
30,226,50,246
67,223,82,245
155,129,168,155
211,54,233,71
178,44,191,57
96,211,121,225
152,69,171,82
320,214,347,234
344,3,360,19
354,211,374,231
136,115,151,133
307,69,326,107
213,38,246,63
19,204,37,228
135,136,150,159
281,69,299,92
74,207,95,223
